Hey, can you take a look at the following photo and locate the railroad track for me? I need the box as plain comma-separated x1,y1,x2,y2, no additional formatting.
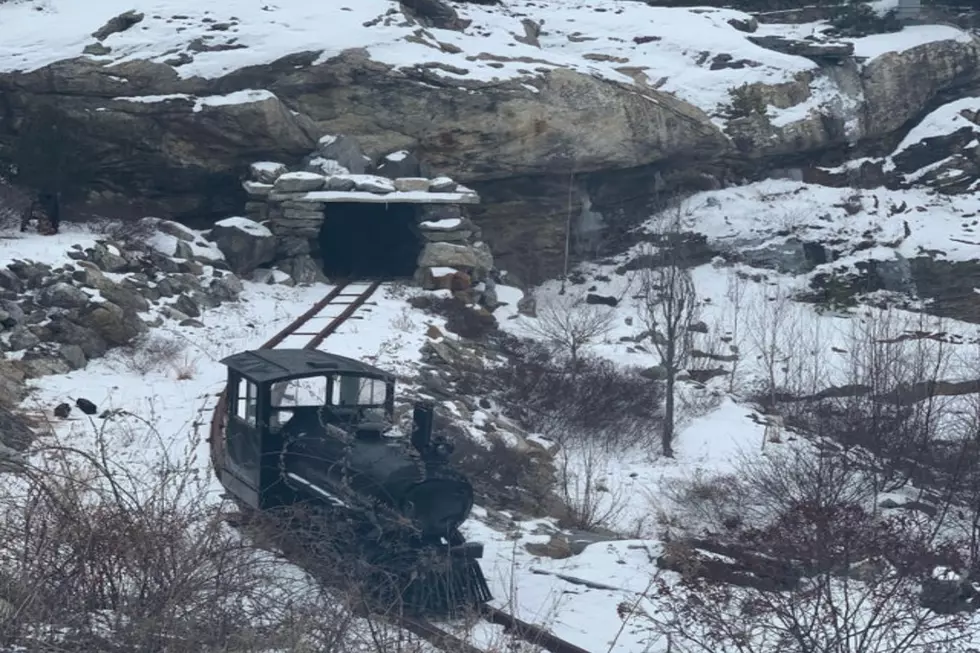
210,279,589,653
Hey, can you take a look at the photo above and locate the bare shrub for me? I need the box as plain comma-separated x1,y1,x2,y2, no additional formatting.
554,439,629,531
447,416,557,516
115,333,185,376
658,470,750,535
0,413,359,652
462,334,661,453
648,439,976,653
520,292,615,368
408,295,497,339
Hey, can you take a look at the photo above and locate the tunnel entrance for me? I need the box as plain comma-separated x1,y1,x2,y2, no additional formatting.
318,202,423,280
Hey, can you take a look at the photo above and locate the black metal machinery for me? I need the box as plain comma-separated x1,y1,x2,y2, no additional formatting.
211,348,492,615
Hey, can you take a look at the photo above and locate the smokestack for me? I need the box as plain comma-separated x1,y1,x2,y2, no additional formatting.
411,401,434,455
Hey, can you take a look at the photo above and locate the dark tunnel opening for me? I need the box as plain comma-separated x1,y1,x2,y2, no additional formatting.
318,202,423,280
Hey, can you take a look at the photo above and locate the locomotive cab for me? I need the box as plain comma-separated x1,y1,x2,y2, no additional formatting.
210,348,493,615
212,349,396,510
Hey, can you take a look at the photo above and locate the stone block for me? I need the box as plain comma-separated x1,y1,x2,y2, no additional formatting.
242,181,274,197
272,172,326,193
419,204,463,221
249,161,288,183
394,177,431,192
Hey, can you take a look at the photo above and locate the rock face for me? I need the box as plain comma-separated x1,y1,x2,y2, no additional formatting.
1,28,979,282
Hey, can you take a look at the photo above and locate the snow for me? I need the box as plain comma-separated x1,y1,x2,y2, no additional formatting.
385,150,409,162
429,267,458,277
847,24,974,59
297,190,479,204
214,216,272,237
892,96,980,155
192,89,275,112
420,218,462,230
0,0,970,125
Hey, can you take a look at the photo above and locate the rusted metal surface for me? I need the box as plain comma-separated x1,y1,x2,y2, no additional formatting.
304,280,382,350
481,605,591,653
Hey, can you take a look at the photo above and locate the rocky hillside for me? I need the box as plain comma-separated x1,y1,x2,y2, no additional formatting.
1,0,978,281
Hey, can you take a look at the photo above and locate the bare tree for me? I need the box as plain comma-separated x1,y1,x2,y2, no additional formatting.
648,444,977,653
522,292,616,371
633,206,700,458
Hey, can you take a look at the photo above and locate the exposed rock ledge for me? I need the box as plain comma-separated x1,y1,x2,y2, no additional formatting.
1,33,979,282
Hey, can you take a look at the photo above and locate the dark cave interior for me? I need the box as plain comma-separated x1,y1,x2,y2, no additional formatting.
318,202,423,280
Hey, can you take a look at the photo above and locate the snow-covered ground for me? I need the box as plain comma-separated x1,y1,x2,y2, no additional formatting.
8,185,980,650
0,0,973,122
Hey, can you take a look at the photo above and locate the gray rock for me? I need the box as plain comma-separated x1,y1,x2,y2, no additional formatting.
249,161,288,183
418,241,493,274
393,177,430,192
304,157,350,176
155,278,177,298
517,295,537,318
37,282,91,309
209,218,277,276
99,282,151,313
45,316,108,359
160,305,191,322
429,176,458,193
20,351,70,378
376,151,422,179
351,175,395,194
0,270,24,294
90,242,129,272
0,300,25,326
6,326,39,351
324,175,357,191
59,344,88,370
74,301,146,346
179,318,205,328
174,240,195,260
148,251,181,274
482,278,500,310
272,172,326,193
174,294,201,318
151,218,197,241
83,42,112,56
209,273,244,302
177,259,205,275
92,10,144,40
317,134,368,174
277,255,326,285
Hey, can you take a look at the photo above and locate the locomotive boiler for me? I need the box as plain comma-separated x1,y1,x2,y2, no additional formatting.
209,348,492,615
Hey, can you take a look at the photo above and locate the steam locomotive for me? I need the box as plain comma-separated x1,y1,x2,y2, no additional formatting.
209,348,492,615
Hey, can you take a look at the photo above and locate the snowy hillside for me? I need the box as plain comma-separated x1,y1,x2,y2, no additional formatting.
3,0,980,651
0,0,970,122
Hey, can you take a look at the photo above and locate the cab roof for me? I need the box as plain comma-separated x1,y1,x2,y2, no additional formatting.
219,349,396,385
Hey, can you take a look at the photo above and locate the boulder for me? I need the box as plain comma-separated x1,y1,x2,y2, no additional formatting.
418,241,494,275
89,242,129,272
209,217,277,276
209,273,244,302
37,282,90,310
99,280,151,313
317,134,369,174
45,315,108,359
376,150,422,179
276,255,326,285
74,301,146,346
